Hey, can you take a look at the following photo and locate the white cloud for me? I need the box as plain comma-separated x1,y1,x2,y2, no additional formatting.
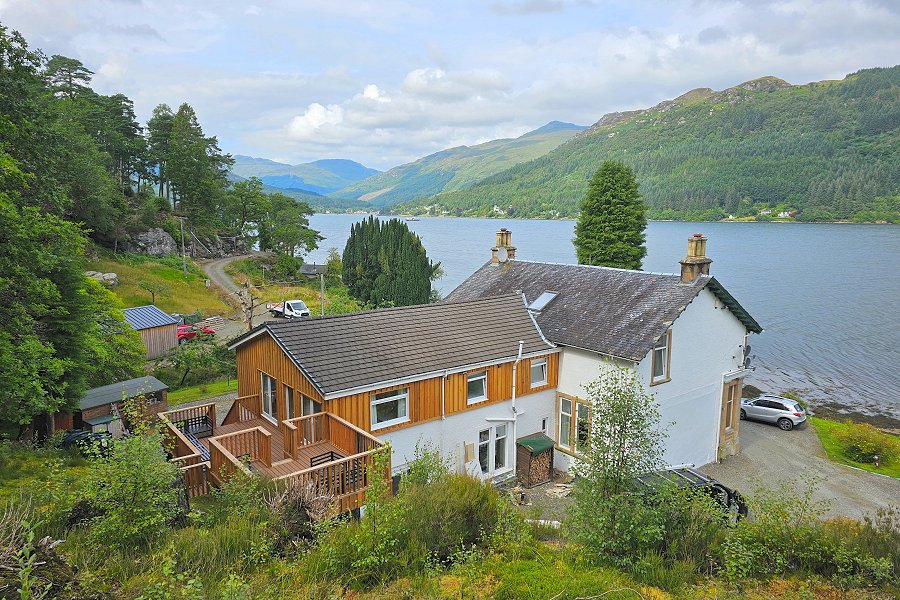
1,0,898,169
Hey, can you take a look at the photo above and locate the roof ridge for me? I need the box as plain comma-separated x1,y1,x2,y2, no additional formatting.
267,292,525,326
513,259,693,279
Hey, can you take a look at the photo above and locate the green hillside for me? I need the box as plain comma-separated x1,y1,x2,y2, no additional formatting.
231,156,379,195
396,67,900,222
331,122,586,206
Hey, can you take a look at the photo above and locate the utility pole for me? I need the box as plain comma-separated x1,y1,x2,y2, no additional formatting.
178,217,187,278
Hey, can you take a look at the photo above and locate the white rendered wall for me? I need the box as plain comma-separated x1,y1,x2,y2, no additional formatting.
634,287,747,467
379,388,558,476
553,287,747,470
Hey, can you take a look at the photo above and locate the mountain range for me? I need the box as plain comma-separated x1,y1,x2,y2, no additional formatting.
230,156,380,195
235,66,899,222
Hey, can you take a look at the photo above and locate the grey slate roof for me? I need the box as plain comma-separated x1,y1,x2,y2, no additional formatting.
80,376,168,411
445,260,761,362
123,305,178,330
233,294,555,396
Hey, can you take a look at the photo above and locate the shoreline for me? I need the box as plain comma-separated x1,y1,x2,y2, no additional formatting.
315,212,897,226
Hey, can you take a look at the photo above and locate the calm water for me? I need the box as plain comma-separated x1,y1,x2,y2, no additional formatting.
307,215,900,418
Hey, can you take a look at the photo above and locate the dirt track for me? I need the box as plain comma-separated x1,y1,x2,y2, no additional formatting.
702,420,899,520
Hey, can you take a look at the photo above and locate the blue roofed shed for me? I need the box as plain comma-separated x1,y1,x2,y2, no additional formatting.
123,305,178,358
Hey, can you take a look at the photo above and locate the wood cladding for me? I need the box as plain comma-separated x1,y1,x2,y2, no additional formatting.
235,331,559,435
140,324,177,359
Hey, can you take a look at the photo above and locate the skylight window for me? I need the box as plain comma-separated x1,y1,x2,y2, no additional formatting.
528,291,558,312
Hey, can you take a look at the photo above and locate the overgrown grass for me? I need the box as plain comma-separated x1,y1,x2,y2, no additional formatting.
0,441,87,502
89,247,234,315
811,417,900,478
166,378,237,406
226,256,361,315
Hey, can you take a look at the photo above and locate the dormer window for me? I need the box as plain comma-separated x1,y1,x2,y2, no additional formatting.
528,291,558,312
650,331,672,385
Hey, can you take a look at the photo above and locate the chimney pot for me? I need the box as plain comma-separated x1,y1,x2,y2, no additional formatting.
679,235,712,283
491,228,516,263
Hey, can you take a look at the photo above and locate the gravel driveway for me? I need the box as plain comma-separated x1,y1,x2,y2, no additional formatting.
702,420,899,520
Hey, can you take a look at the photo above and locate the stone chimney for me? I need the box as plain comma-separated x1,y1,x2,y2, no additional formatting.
679,233,712,283
491,228,517,263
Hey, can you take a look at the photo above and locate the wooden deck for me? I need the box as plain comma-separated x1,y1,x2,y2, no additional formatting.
193,416,345,478
159,397,388,511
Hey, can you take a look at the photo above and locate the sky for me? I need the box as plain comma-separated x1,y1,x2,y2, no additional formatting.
1,0,898,170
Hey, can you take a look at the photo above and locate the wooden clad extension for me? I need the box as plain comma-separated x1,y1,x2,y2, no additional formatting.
139,324,178,359
235,329,559,436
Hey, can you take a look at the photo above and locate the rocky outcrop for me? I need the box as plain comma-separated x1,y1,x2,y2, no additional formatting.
85,271,119,286
123,228,178,257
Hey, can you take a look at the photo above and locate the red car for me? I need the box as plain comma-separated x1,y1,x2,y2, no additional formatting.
177,324,215,344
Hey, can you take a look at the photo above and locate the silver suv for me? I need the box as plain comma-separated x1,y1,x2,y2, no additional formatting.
740,394,807,430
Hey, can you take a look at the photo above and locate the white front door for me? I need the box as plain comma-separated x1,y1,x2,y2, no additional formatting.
477,424,509,477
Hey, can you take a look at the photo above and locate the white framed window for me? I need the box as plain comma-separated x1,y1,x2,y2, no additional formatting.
530,357,548,387
651,331,671,385
494,424,507,471
466,370,488,405
260,372,277,421
575,402,591,453
370,388,409,430
284,385,296,420
558,397,572,450
302,394,321,416
478,429,490,474
477,425,509,476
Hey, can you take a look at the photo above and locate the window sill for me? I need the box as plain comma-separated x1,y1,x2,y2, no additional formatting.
371,416,410,432
466,396,488,406
261,413,279,425
649,377,671,387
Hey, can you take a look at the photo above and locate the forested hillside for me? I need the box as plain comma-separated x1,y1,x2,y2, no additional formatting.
396,68,900,222
231,155,379,195
0,25,321,428
332,121,585,206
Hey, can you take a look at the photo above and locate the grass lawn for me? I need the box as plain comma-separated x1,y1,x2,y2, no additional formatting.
0,442,88,502
88,248,235,316
810,417,900,478
167,379,238,406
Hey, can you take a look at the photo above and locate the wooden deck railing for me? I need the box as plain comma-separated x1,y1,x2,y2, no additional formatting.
281,412,383,461
180,461,210,498
222,394,261,426
159,407,210,459
160,402,216,436
274,446,389,511
207,426,273,484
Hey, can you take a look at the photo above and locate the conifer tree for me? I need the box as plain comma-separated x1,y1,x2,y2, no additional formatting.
573,160,647,270
342,217,440,307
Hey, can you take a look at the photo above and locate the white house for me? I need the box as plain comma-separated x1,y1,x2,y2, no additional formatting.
446,229,761,468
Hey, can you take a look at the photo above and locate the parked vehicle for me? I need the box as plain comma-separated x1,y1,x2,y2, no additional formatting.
60,429,111,456
177,324,215,344
635,466,749,520
740,394,806,430
268,299,311,319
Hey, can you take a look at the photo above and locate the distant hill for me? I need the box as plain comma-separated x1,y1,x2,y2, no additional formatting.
394,67,900,222
228,172,369,212
330,122,586,206
231,156,380,195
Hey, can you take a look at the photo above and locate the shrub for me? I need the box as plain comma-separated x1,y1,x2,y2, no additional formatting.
835,420,900,465
76,432,181,548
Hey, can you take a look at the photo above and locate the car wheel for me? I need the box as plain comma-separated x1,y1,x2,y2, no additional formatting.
740,409,746,420
179,338,187,345
777,418,793,431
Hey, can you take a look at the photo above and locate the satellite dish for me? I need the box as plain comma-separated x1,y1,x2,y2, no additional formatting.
743,343,751,359
744,356,752,369
497,247,509,263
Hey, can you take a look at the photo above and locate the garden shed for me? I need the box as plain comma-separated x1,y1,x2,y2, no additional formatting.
124,305,178,358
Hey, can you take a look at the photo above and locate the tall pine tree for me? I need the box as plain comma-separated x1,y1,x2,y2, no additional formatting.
573,160,647,270
342,217,440,307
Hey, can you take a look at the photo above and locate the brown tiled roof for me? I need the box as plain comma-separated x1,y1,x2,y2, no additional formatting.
232,294,554,396
445,260,761,362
